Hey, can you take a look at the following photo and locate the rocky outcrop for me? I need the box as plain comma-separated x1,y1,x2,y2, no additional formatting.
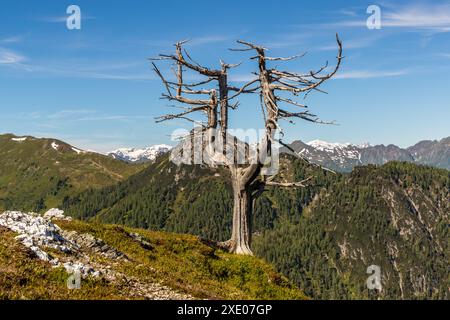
0,210,191,299
44,208,72,221
0,211,75,263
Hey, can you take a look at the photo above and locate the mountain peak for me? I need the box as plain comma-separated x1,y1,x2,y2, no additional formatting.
306,140,352,151
108,144,173,163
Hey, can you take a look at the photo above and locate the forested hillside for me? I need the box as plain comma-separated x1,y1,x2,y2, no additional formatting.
253,162,449,299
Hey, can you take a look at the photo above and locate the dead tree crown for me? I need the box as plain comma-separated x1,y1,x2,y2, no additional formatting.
150,35,343,255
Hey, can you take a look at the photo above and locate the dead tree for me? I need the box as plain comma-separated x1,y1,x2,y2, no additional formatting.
151,35,343,255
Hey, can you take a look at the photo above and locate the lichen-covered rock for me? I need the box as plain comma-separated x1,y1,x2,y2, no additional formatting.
0,211,75,264
60,230,128,261
43,208,72,221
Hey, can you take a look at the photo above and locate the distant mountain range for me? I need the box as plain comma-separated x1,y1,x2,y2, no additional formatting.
3,133,449,172
106,136,450,172
285,137,450,172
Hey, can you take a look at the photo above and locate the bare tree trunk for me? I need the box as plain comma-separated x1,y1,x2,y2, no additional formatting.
219,167,255,255
229,177,253,255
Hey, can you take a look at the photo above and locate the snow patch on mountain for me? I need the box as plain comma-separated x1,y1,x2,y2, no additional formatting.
306,140,351,151
11,137,27,142
358,142,372,149
51,141,59,151
108,144,172,163
71,147,85,154
306,140,362,161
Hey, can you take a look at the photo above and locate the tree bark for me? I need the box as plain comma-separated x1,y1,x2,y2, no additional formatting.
229,177,253,255
219,167,256,255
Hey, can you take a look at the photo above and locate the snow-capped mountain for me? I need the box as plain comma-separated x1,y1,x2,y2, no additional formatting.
108,145,172,163
290,140,365,172
285,138,449,172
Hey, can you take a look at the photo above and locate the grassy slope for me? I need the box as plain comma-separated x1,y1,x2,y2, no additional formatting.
0,134,144,212
0,219,307,300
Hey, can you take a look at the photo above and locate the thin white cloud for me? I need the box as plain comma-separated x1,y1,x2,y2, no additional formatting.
18,109,96,120
141,34,233,49
335,3,450,32
335,69,408,79
85,72,154,81
2,58,156,81
229,74,259,83
17,110,152,125
189,35,232,46
76,115,153,122
0,49,26,64
46,109,96,119
338,8,358,17
318,35,382,51
0,35,24,44
39,15,95,23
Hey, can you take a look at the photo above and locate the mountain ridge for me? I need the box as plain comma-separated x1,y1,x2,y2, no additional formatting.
0,133,145,212
286,136,449,172
4,132,448,172
104,135,450,172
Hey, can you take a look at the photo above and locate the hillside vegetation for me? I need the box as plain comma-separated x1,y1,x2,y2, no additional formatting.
0,216,306,300
64,155,450,299
0,134,144,212
254,162,449,299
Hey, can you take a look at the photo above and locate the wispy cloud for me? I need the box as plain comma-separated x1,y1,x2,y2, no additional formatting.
0,49,26,65
337,8,359,17
18,109,96,120
189,35,232,46
0,35,24,44
229,74,259,83
261,33,311,49
318,35,382,51
335,69,408,79
46,109,96,119
335,3,450,32
2,57,156,81
18,110,152,124
141,34,233,48
83,72,154,81
38,15,96,23
76,115,153,122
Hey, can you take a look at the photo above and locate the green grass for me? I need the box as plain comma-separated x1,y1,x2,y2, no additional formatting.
0,227,127,300
0,220,308,300
57,220,308,300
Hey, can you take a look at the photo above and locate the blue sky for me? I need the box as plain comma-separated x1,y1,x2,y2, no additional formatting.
1,0,449,152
